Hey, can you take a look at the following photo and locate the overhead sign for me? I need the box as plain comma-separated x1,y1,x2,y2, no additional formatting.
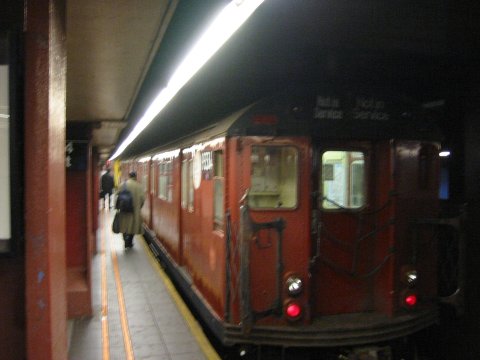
66,140,89,171
314,95,391,121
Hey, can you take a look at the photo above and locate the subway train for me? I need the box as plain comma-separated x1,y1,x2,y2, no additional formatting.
116,86,455,358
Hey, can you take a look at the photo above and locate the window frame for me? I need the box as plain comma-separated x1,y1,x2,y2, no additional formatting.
187,158,194,212
181,157,194,212
320,149,367,211
213,150,224,229
248,144,300,211
158,160,173,202
150,161,155,196
141,162,148,192
181,160,188,209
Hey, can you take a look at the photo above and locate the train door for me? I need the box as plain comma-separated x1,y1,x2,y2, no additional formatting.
237,138,311,327
311,141,395,315
180,152,195,277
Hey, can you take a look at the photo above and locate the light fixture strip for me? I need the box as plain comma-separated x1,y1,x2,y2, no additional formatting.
110,0,265,160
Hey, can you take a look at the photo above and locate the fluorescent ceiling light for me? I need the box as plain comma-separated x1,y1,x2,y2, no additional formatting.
439,151,451,157
110,0,266,160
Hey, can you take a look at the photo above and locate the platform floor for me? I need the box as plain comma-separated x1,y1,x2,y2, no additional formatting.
68,209,219,360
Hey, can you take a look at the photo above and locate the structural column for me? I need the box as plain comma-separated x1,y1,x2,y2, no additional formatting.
24,0,68,359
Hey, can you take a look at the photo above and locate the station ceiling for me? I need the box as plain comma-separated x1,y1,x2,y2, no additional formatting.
65,0,479,162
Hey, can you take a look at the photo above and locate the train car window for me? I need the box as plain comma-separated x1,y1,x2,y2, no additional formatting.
158,160,173,202
187,159,194,211
150,162,155,195
350,160,365,207
214,150,224,228
181,159,194,211
322,151,365,209
142,162,148,192
181,161,187,209
167,162,173,202
249,145,298,209
159,162,166,199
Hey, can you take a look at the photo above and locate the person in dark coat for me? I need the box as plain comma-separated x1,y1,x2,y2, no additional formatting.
101,168,115,208
116,171,145,249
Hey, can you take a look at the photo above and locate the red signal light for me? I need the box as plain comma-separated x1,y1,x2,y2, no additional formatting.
285,302,302,319
405,294,418,307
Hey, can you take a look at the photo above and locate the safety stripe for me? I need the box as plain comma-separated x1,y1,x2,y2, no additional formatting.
141,240,221,360
111,237,135,360
101,212,110,360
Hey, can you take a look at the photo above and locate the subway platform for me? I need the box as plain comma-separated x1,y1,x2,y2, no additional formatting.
68,209,220,360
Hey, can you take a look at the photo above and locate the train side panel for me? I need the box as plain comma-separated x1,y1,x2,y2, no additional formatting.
180,141,227,318
151,153,182,264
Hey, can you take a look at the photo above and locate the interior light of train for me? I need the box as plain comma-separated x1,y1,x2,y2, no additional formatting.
138,156,151,163
109,0,266,160
152,149,181,161
439,151,451,157
182,137,226,156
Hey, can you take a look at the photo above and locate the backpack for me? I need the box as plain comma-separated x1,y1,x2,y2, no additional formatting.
115,184,134,212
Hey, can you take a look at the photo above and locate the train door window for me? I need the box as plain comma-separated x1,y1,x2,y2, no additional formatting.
188,159,194,211
158,162,165,199
159,160,173,202
321,151,365,209
150,162,155,195
213,150,224,228
142,162,148,192
350,160,365,207
181,161,187,209
249,145,298,209
181,159,194,211
167,161,173,202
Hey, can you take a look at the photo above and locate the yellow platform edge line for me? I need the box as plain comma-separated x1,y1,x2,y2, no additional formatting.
111,246,135,360
141,239,221,360
101,212,110,360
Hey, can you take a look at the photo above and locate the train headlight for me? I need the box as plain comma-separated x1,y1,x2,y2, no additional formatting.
401,267,418,288
285,276,303,296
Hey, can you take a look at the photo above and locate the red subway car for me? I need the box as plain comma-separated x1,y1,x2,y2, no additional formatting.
119,88,445,358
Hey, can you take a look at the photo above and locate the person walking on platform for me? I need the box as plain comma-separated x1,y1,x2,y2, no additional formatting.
101,167,115,209
117,171,144,249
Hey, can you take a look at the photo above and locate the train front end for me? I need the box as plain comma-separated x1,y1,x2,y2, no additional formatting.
226,90,442,358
